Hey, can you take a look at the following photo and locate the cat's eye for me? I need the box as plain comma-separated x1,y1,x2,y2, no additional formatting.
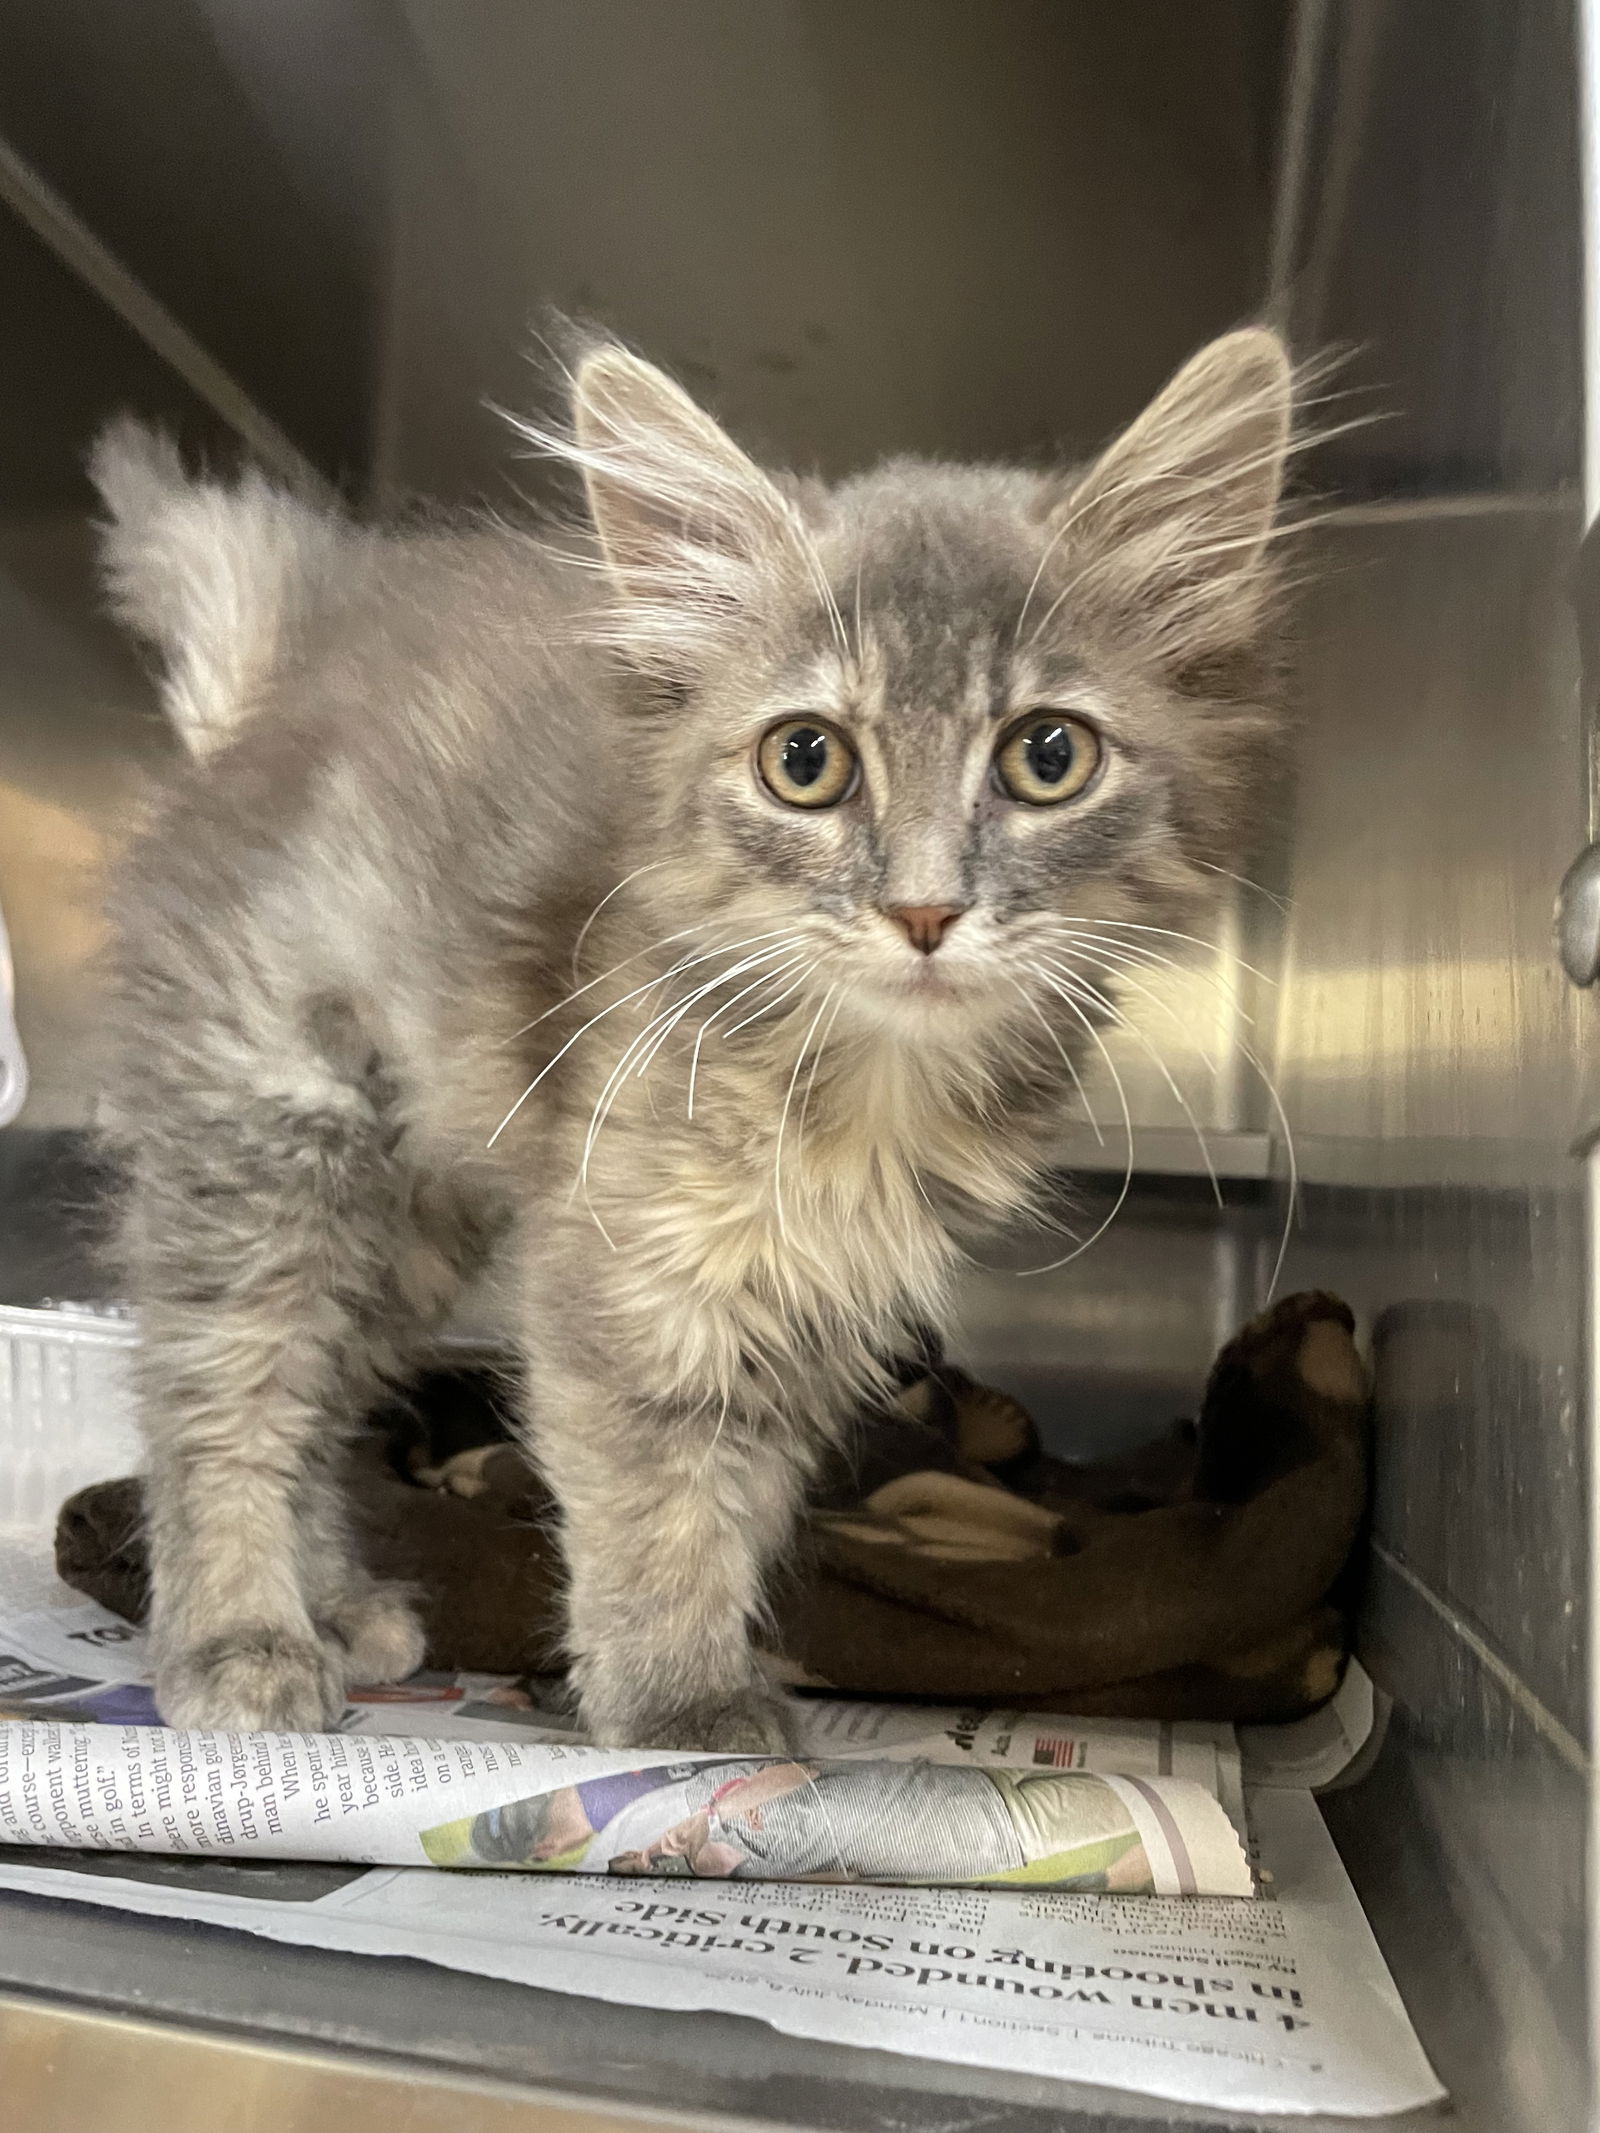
756,718,858,808
994,714,1102,805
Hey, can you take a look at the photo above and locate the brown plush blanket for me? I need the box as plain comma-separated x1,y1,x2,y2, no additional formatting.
55,1291,1368,1723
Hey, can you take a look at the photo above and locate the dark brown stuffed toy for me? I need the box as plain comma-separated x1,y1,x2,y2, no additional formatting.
56,1291,1367,1723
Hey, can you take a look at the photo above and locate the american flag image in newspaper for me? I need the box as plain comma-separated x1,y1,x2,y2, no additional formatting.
1031,1734,1088,1770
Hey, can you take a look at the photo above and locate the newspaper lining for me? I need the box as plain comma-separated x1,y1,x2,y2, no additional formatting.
0,1310,1442,2116
0,1586,1441,2115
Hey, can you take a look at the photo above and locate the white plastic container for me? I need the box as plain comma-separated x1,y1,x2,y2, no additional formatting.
0,1305,140,1538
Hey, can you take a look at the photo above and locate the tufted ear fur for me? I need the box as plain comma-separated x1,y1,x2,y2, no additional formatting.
564,346,824,680
1052,327,1294,671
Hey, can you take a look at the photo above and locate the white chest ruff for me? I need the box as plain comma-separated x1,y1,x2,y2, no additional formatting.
568,1019,1041,1428
594,1116,963,1424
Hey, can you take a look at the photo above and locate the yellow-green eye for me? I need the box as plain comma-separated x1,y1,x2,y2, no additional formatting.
994,714,1102,805
756,718,858,808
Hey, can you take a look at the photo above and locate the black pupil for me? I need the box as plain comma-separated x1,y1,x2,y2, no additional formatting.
1025,721,1076,785
783,726,830,788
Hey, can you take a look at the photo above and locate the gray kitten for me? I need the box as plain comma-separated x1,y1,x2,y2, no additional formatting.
91,328,1294,1749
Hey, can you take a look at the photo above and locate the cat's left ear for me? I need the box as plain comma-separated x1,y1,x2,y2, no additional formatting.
570,346,810,678
1057,327,1294,666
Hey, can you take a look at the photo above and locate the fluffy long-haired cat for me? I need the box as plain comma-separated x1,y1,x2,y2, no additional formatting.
91,326,1295,1749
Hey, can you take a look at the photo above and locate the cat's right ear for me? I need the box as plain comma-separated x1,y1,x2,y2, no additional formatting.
567,347,810,678
1054,327,1295,669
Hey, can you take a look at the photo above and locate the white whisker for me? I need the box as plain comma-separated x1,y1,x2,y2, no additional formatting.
722,966,813,1038
500,918,752,1048
1190,858,1289,916
490,930,798,1150
1006,979,1104,1146
773,984,836,1242
574,998,698,1214
1054,927,1259,1031
499,926,706,1048
1082,919,1276,986
1063,950,1241,1119
631,948,805,1081
577,944,808,1198
1016,983,1135,1276
1056,936,1247,1056
1049,931,1300,1302
487,951,704,1147
796,987,847,1143
1043,956,1223,1207
1241,1034,1299,1303
569,860,669,984
687,959,806,1119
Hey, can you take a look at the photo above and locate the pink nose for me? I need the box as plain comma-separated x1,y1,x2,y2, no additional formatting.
885,904,964,955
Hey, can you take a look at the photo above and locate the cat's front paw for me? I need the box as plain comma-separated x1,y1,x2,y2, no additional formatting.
680,1689,802,1755
588,1684,801,1755
154,1625,345,1732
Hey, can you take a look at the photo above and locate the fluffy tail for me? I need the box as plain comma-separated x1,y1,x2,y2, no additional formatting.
89,419,343,759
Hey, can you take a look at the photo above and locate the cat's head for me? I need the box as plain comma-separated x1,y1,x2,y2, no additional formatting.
544,330,1295,1046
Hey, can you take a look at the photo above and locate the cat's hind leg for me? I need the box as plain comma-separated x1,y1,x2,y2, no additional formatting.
295,1183,489,1693
124,1039,427,1732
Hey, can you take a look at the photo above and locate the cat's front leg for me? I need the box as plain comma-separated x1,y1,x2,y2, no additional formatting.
525,1359,809,1752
